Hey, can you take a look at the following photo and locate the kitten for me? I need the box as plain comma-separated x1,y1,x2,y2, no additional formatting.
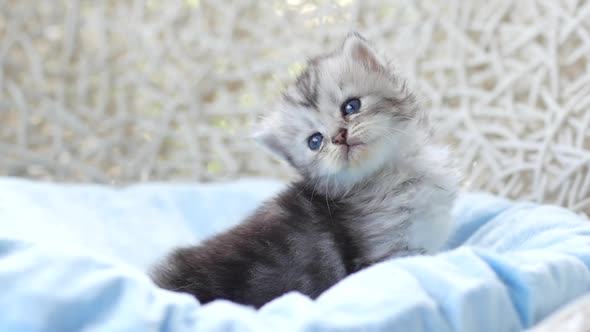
151,33,459,308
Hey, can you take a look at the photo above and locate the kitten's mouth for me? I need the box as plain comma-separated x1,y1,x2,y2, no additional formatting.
341,142,366,162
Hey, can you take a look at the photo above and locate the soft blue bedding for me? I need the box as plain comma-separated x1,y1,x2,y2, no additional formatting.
0,177,589,332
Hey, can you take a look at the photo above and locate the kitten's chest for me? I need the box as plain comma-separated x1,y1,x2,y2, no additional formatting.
343,179,426,264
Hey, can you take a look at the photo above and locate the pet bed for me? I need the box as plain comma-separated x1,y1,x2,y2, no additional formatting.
0,177,589,332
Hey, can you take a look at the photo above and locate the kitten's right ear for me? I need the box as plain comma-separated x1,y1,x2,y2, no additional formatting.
341,32,384,72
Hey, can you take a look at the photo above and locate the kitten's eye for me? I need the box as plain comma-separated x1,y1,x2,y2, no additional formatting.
342,98,361,115
307,133,323,151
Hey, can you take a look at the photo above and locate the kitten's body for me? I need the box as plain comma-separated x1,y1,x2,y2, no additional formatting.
152,33,459,308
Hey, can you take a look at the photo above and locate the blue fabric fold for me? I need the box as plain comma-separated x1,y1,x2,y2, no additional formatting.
0,178,589,332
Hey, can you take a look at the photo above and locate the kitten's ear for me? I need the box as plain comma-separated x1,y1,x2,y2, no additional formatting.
342,32,384,72
252,126,291,162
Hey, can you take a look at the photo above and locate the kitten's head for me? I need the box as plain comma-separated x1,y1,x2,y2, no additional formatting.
256,33,422,190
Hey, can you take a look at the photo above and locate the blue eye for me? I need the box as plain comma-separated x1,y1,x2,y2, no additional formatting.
342,98,361,115
307,132,323,151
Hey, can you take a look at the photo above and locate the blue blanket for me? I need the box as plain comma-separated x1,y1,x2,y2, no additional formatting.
0,178,589,332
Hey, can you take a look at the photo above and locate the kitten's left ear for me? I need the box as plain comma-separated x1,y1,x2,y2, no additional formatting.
342,32,384,72
252,125,291,163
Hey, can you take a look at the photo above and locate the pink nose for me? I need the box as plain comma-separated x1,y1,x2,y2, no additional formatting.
332,128,348,145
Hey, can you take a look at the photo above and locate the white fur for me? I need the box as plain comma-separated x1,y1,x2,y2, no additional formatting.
346,143,459,260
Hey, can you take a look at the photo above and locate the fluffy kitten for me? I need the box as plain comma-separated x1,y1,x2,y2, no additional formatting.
151,33,459,308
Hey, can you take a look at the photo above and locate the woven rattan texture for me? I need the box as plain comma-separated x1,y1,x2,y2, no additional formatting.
1,0,589,214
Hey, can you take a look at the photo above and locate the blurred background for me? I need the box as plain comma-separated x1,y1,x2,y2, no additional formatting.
1,0,589,215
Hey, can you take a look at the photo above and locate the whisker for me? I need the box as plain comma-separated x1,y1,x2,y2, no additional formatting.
392,115,415,121
294,181,312,199
168,283,197,292
310,176,321,204
372,125,410,136
376,133,403,147
354,119,412,134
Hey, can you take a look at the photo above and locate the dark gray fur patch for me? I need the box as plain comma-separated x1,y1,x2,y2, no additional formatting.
150,180,382,308
296,67,319,109
381,96,418,120
283,65,320,110
282,92,301,107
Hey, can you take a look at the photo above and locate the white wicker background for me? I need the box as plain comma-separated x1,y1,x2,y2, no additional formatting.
1,0,590,214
